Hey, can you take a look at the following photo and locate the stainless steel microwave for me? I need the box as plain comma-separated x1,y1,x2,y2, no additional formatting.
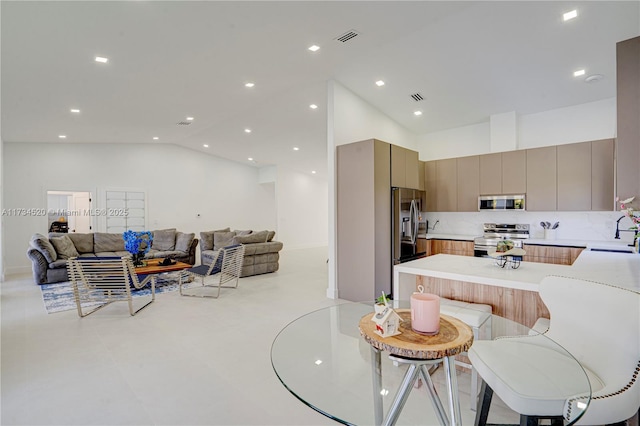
478,195,526,211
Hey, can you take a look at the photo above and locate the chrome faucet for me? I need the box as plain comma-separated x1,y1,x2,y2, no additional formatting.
615,215,624,239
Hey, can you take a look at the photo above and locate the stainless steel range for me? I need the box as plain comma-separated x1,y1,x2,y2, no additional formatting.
474,223,530,257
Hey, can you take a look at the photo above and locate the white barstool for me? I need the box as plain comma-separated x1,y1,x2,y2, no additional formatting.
439,298,493,410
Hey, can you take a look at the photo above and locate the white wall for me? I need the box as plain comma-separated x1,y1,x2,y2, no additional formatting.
4,142,278,275
417,98,616,159
276,167,328,250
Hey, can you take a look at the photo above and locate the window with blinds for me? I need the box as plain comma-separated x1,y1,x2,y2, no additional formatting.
105,191,146,233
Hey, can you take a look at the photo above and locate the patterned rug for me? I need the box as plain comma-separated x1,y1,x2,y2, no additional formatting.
40,272,195,314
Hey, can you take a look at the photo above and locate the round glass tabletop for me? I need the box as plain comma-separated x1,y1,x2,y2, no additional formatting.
271,301,591,425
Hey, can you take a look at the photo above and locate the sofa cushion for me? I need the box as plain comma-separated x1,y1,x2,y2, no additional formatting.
233,229,252,236
31,233,57,263
200,228,230,251
50,235,79,259
267,230,276,242
94,233,125,252
213,231,236,250
235,230,269,244
68,233,94,254
175,232,195,252
153,228,176,251
48,259,68,269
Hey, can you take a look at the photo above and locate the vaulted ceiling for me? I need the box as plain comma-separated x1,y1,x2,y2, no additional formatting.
2,1,639,179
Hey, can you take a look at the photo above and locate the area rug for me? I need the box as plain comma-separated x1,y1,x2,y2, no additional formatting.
40,272,195,314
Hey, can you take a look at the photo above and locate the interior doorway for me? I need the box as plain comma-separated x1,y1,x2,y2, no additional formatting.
46,191,93,233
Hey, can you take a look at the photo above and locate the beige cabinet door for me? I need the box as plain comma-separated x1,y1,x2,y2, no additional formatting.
418,161,426,191
502,150,527,194
526,146,557,211
391,144,406,187
557,142,591,211
436,159,457,212
405,149,420,189
592,139,615,211
479,153,502,195
424,161,437,212
457,156,480,211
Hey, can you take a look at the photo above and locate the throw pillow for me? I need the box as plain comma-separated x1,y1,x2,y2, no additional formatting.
50,235,80,259
153,228,177,251
213,231,236,250
175,232,195,252
67,233,94,254
94,233,125,252
200,228,230,251
234,230,269,244
30,233,58,263
233,229,252,236
267,231,276,242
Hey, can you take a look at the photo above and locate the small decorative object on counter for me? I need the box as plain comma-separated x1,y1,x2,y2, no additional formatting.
496,239,515,252
410,285,440,335
371,292,402,338
489,247,526,269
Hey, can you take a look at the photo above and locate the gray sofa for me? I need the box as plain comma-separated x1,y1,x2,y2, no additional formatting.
200,228,283,277
27,229,199,285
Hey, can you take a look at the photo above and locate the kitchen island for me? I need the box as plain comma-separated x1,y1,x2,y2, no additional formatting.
393,250,640,327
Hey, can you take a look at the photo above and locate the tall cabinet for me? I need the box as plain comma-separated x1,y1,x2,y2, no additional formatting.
336,139,391,302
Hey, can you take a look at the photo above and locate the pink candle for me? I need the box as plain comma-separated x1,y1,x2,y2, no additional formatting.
410,292,440,335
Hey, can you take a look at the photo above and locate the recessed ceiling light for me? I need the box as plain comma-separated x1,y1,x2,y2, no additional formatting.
308,45,320,52
563,9,578,21
293,147,300,151
311,171,317,174
413,110,423,116
203,144,209,148
186,116,194,121
95,56,108,63
245,82,255,88
153,137,159,140
375,80,385,87
244,128,252,133
70,109,80,113
58,135,67,139
248,157,254,161
309,104,318,109
573,69,586,77
314,360,322,365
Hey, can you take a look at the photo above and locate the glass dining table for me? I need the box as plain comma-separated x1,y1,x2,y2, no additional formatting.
270,301,591,426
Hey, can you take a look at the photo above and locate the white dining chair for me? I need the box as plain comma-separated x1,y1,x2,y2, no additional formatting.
469,275,640,425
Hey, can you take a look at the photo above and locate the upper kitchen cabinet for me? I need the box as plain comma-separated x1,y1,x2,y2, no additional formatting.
557,142,591,211
526,146,557,211
501,150,526,194
479,153,502,195
479,151,526,195
391,145,420,189
591,139,615,211
457,156,480,211
418,161,425,191
424,161,437,212
616,36,640,202
436,158,457,211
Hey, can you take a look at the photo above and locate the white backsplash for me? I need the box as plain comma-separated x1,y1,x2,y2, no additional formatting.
422,210,636,244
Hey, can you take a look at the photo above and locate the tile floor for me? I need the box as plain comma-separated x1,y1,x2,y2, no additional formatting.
1,247,521,425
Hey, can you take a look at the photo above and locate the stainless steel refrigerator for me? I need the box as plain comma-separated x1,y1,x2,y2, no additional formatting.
392,187,426,268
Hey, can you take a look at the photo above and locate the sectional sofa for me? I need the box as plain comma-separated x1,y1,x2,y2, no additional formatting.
27,229,198,284
200,228,283,277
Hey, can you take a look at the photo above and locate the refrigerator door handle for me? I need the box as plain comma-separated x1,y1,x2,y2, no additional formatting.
410,199,417,244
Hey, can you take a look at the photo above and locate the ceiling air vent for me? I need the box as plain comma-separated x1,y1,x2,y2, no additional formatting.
335,30,359,43
176,121,192,126
411,93,424,102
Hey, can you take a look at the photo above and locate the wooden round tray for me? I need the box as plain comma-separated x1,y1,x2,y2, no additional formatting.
359,309,473,359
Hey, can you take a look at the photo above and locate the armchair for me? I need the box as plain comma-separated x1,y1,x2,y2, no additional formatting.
67,256,156,317
179,244,245,299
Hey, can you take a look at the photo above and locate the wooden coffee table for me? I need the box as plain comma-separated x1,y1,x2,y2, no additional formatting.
135,258,192,276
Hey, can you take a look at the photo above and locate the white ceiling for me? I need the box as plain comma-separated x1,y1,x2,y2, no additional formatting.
2,1,639,179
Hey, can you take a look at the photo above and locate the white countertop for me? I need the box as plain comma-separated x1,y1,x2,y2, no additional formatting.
394,250,640,294
419,233,636,252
